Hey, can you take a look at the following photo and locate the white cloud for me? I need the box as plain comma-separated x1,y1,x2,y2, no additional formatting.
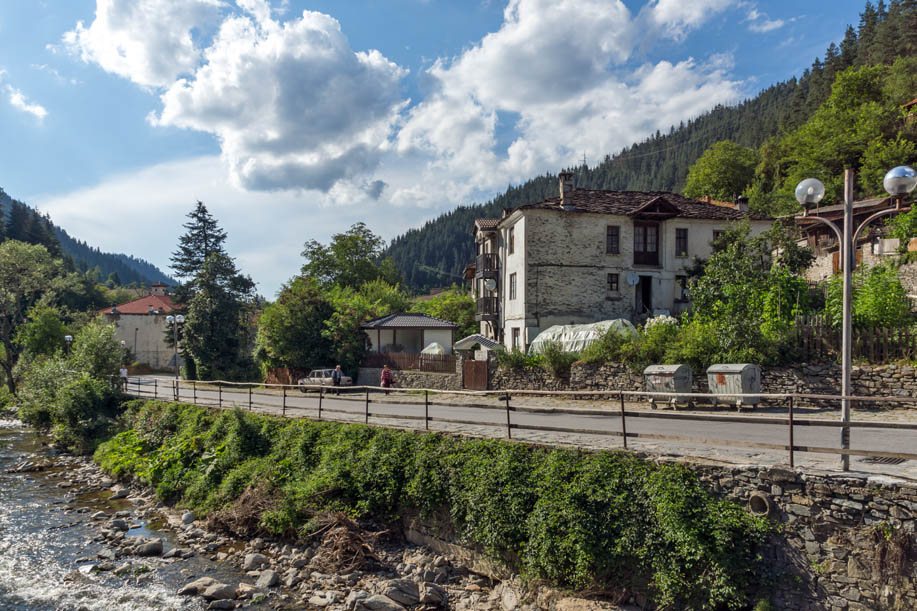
63,0,225,88
152,7,407,192
0,70,48,120
744,5,793,33
644,0,735,42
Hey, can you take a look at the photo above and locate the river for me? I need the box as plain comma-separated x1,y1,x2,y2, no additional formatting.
0,418,265,610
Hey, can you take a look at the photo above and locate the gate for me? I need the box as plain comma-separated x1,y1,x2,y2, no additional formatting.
463,360,488,390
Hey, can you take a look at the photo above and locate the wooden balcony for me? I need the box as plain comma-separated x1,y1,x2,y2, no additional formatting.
475,253,499,278
475,296,499,322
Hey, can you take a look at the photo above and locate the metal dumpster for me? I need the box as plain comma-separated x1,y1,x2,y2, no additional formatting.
706,364,761,409
643,364,693,409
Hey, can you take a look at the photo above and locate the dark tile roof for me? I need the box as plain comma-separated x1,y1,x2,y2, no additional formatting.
454,334,504,351
361,312,459,329
475,218,500,230
510,189,770,221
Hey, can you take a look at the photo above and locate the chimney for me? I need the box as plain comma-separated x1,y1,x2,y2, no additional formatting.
558,172,574,202
733,195,749,213
148,305,154,314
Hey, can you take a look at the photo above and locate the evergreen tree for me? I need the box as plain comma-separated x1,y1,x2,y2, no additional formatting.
170,201,229,280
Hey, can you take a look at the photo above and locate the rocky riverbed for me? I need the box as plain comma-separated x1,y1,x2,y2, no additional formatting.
3,419,618,610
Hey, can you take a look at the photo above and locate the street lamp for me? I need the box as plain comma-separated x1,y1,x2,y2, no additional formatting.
165,315,185,393
64,334,73,357
796,166,916,470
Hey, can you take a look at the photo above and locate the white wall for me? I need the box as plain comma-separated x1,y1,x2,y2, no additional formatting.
424,329,454,354
106,313,177,370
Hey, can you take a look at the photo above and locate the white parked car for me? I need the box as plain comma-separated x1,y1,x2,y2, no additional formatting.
297,369,353,392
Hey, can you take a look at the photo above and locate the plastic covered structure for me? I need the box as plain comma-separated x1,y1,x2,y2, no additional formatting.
420,342,446,355
528,319,638,354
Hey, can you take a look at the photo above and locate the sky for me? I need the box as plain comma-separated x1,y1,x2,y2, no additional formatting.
0,0,868,297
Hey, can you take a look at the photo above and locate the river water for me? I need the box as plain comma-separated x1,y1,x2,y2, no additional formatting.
0,419,261,610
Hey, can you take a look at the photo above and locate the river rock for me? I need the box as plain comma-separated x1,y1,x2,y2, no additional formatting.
243,552,269,571
110,519,129,532
255,569,279,588
207,601,236,610
109,488,129,500
136,539,163,556
382,579,420,606
346,590,371,607
356,595,406,611
90,511,107,520
181,511,196,525
178,576,218,596
202,583,237,601
97,548,116,561
420,583,447,606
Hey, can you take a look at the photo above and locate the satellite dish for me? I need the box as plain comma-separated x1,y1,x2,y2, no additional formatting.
626,271,640,286
484,278,497,291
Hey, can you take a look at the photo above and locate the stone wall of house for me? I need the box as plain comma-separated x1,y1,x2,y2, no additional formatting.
695,464,917,610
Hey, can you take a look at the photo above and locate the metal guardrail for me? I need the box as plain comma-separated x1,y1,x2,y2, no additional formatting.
123,377,917,471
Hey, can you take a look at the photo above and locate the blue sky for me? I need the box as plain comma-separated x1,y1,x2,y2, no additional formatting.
0,0,867,295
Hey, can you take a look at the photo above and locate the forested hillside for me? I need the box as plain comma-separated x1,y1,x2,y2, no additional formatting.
0,188,174,286
388,0,917,291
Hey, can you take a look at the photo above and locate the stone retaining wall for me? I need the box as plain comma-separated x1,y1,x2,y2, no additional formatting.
488,361,917,406
696,464,917,610
357,367,462,391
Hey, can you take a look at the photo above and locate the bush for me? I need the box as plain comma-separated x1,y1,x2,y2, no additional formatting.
826,262,912,328
94,401,773,608
52,375,120,454
580,326,630,364
538,341,579,377
495,348,542,370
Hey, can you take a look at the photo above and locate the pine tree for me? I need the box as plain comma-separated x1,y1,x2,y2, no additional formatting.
170,201,228,280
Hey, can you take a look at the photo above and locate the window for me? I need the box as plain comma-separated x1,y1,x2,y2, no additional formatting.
606,225,620,254
607,273,619,292
712,229,725,243
633,222,659,265
509,272,517,300
675,228,688,257
508,227,515,254
675,275,688,301
512,328,520,350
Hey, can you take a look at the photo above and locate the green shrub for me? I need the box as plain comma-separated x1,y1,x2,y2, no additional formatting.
538,341,579,377
93,401,772,608
495,348,542,370
580,326,629,364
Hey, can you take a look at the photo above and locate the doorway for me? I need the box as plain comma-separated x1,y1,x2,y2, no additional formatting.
635,275,652,318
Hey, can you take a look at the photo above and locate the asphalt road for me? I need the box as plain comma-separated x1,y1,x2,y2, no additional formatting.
126,376,917,477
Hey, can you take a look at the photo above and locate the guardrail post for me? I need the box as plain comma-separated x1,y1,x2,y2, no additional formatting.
154,378,158,400
282,386,287,417
424,390,429,431
619,392,628,450
365,390,370,424
218,382,222,408
504,393,512,439
192,381,197,406
318,386,323,420
248,386,252,411
788,395,795,468
841,395,851,472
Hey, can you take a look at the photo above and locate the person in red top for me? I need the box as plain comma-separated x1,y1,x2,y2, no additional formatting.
380,364,394,395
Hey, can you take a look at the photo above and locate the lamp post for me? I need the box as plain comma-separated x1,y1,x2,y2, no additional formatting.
64,334,73,357
796,165,917,470
165,315,184,396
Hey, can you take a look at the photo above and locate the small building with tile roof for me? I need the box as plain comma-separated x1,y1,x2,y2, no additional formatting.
470,172,773,350
361,312,459,354
99,282,182,371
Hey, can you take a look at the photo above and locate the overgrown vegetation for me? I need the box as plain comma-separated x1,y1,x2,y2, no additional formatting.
95,400,771,609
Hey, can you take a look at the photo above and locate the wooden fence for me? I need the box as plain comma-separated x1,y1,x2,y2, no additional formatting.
125,377,917,472
362,352,457,374
795,316,917,362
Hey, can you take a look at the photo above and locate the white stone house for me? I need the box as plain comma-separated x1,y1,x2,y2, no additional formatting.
99,282,181,370
471,173,773,351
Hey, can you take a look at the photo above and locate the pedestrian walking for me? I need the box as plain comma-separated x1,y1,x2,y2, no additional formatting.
380,364,394,395
331,365,343,395
119,366,128,391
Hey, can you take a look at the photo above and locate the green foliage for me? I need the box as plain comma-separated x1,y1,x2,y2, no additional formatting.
254,276,333,373
859,135,917,195
826,262,911,328
92,402,771,608
537,341,579,377
684,140,759,201
886,206,917,252
409,286,477,339
52,374,120,454
170,201,229,282
301,222,400,290
16,304,68,359
70,320,121,383
580,326,630,364
184,253,257,381
495,348,543,370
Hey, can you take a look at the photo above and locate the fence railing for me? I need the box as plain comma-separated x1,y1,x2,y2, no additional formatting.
124,377,917,472
796,316,917,362
362,352,456,373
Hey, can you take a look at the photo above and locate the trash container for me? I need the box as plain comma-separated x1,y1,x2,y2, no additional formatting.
643,364,693,409
706,364,761,409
